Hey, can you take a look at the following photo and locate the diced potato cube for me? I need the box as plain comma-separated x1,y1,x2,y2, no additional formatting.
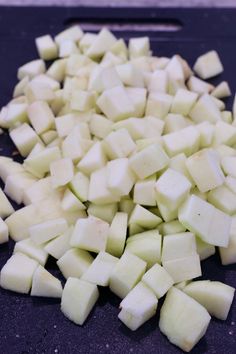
61,278,99,325
27,101,55,135
162,254,201,283
158,220,186,235
193,50,223,79
69,171,89,202
171,88,198,115
89,113,113,139
129,143,169,179
125,231,162,268
62,132,92,163
44,226,73,260
4,172,37,204
14,238,48,266
70,216,109,253
213,121,236,146
165,55,186,82
159,287,211,352
29,218,68,245
70,90,96,112
211,81,231,99
36,34,58,60
50,158,74,188
147,69,168,93
61,189,85,212
97,86,134,122
208,185,236,215
169,153,194,185
126,87,147,118
87,203,118,223
77,142,107,175
129,204,162,229
57,248,93,279
109,252,147,298
89,66,122,93
31,74,60,91
118,282,157,330
184,280,235,320
25,82,55,103
144,262,173,296
186,148,225,193
162,232,197,262
31,265,62,298
156,168,191,209
24,146,61,178
86,28,116,59
196,122,214,148
189,94,221,124
164,113,190,135
88,166,120,205
178,194,231,247
187,76,214,95
107,158,135,197
82,251,118,286
55,25,83,45
18,59,46,80
129,37,150,58
4,103,28,127
0,253,38,294
145,92,172,119
106,212,128,257
157,199,178,222
0,159,24,183
103,128,136,159
133,175,156,206
163,126,200,157
10,123,40,157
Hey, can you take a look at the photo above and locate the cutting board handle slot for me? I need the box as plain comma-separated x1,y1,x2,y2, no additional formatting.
64,18,183,32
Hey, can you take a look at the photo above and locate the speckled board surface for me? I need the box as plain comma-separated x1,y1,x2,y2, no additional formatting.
0,7,235,354
0,1,236,8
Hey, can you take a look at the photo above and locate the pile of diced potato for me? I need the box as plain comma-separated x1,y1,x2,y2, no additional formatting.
0,25,235,352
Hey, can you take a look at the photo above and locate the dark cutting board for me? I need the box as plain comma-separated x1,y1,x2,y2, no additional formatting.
0,7,235,354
